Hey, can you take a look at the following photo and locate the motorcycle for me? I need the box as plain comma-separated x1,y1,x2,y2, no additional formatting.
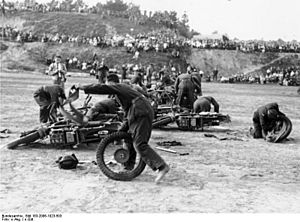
4,88,146,181
152,103,231,131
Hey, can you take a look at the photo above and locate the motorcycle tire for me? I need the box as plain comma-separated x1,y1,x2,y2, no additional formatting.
5,131,41,149
274,116,293,143
96,131,146,181
152,116,174,128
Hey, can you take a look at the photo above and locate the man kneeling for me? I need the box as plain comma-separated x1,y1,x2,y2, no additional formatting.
251,103,285,140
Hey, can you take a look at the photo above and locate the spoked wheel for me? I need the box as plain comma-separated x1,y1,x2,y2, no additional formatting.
152,116,174,128
5,131,41,149
96,132,146,181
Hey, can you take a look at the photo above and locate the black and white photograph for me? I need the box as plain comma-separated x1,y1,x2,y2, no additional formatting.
0,0,300,218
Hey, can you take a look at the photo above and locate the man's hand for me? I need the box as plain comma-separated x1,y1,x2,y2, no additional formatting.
262,130,267,139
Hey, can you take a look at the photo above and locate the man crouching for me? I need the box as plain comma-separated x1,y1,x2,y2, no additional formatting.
250,103,286,140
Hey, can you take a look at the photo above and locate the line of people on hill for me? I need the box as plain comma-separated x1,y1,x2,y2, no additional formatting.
216,66,300,86
189,38,300,53
2,23,300,54
1,25,183,56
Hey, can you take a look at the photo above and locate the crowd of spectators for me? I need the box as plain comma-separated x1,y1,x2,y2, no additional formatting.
0,25,38,42
1,25,183,57
217,66,300,86
189,38,300,53
2,1,299,54
2,23,299,55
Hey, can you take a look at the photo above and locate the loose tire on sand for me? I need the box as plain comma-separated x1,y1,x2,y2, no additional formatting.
96,132,146,181
274,116,293,143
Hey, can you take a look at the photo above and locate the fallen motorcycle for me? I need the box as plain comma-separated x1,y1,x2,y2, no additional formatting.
4,114,122,150
4,88,146,181
152,105,231,131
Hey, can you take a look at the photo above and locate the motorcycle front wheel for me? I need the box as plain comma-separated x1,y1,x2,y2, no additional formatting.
5,131,41,149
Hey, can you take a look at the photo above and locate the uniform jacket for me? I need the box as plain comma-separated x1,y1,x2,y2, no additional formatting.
194,96,219,113
174,73,201,93
82,83,153,124
253,103,284,133
33,85,66,106
48,62,67,76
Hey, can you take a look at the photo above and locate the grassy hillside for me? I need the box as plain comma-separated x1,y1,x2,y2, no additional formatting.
1,11,163,36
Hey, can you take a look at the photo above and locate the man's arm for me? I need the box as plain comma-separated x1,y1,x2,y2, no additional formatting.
132,85,148,98
174,77,179,93
192,75,202,92
209,97,219,113
77,84,119,95
258,110,268,138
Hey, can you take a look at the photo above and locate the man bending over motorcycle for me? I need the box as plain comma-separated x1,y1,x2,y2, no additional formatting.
193,96,219,113
33,84,66,123
75,74,170,184
85,98,120,121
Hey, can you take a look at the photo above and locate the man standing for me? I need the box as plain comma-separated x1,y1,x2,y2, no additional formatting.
251,103,285,139
76,74,169,184
97,59,109,84
48,55,67,89
33,85,66,123
212,67,219,82
121,64,127,82
193,96,219,113
146,64,154,85
174,65,202,110
191,68,202,96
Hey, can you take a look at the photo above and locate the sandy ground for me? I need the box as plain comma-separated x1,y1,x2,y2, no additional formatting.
0,71,300,213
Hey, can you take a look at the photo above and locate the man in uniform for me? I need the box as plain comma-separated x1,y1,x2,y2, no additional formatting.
48,55,67,89
33,85,66,123
97,59,109,83
212,67,219,82
146,64,154,85
121,64,127,82
130,75,149,97
85,98,120,121
76,74,169,184
251,103,285,139
191,68,202,96
174,65,202,110
193,96,219,113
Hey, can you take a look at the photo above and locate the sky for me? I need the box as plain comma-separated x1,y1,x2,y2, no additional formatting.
10,0,300,41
